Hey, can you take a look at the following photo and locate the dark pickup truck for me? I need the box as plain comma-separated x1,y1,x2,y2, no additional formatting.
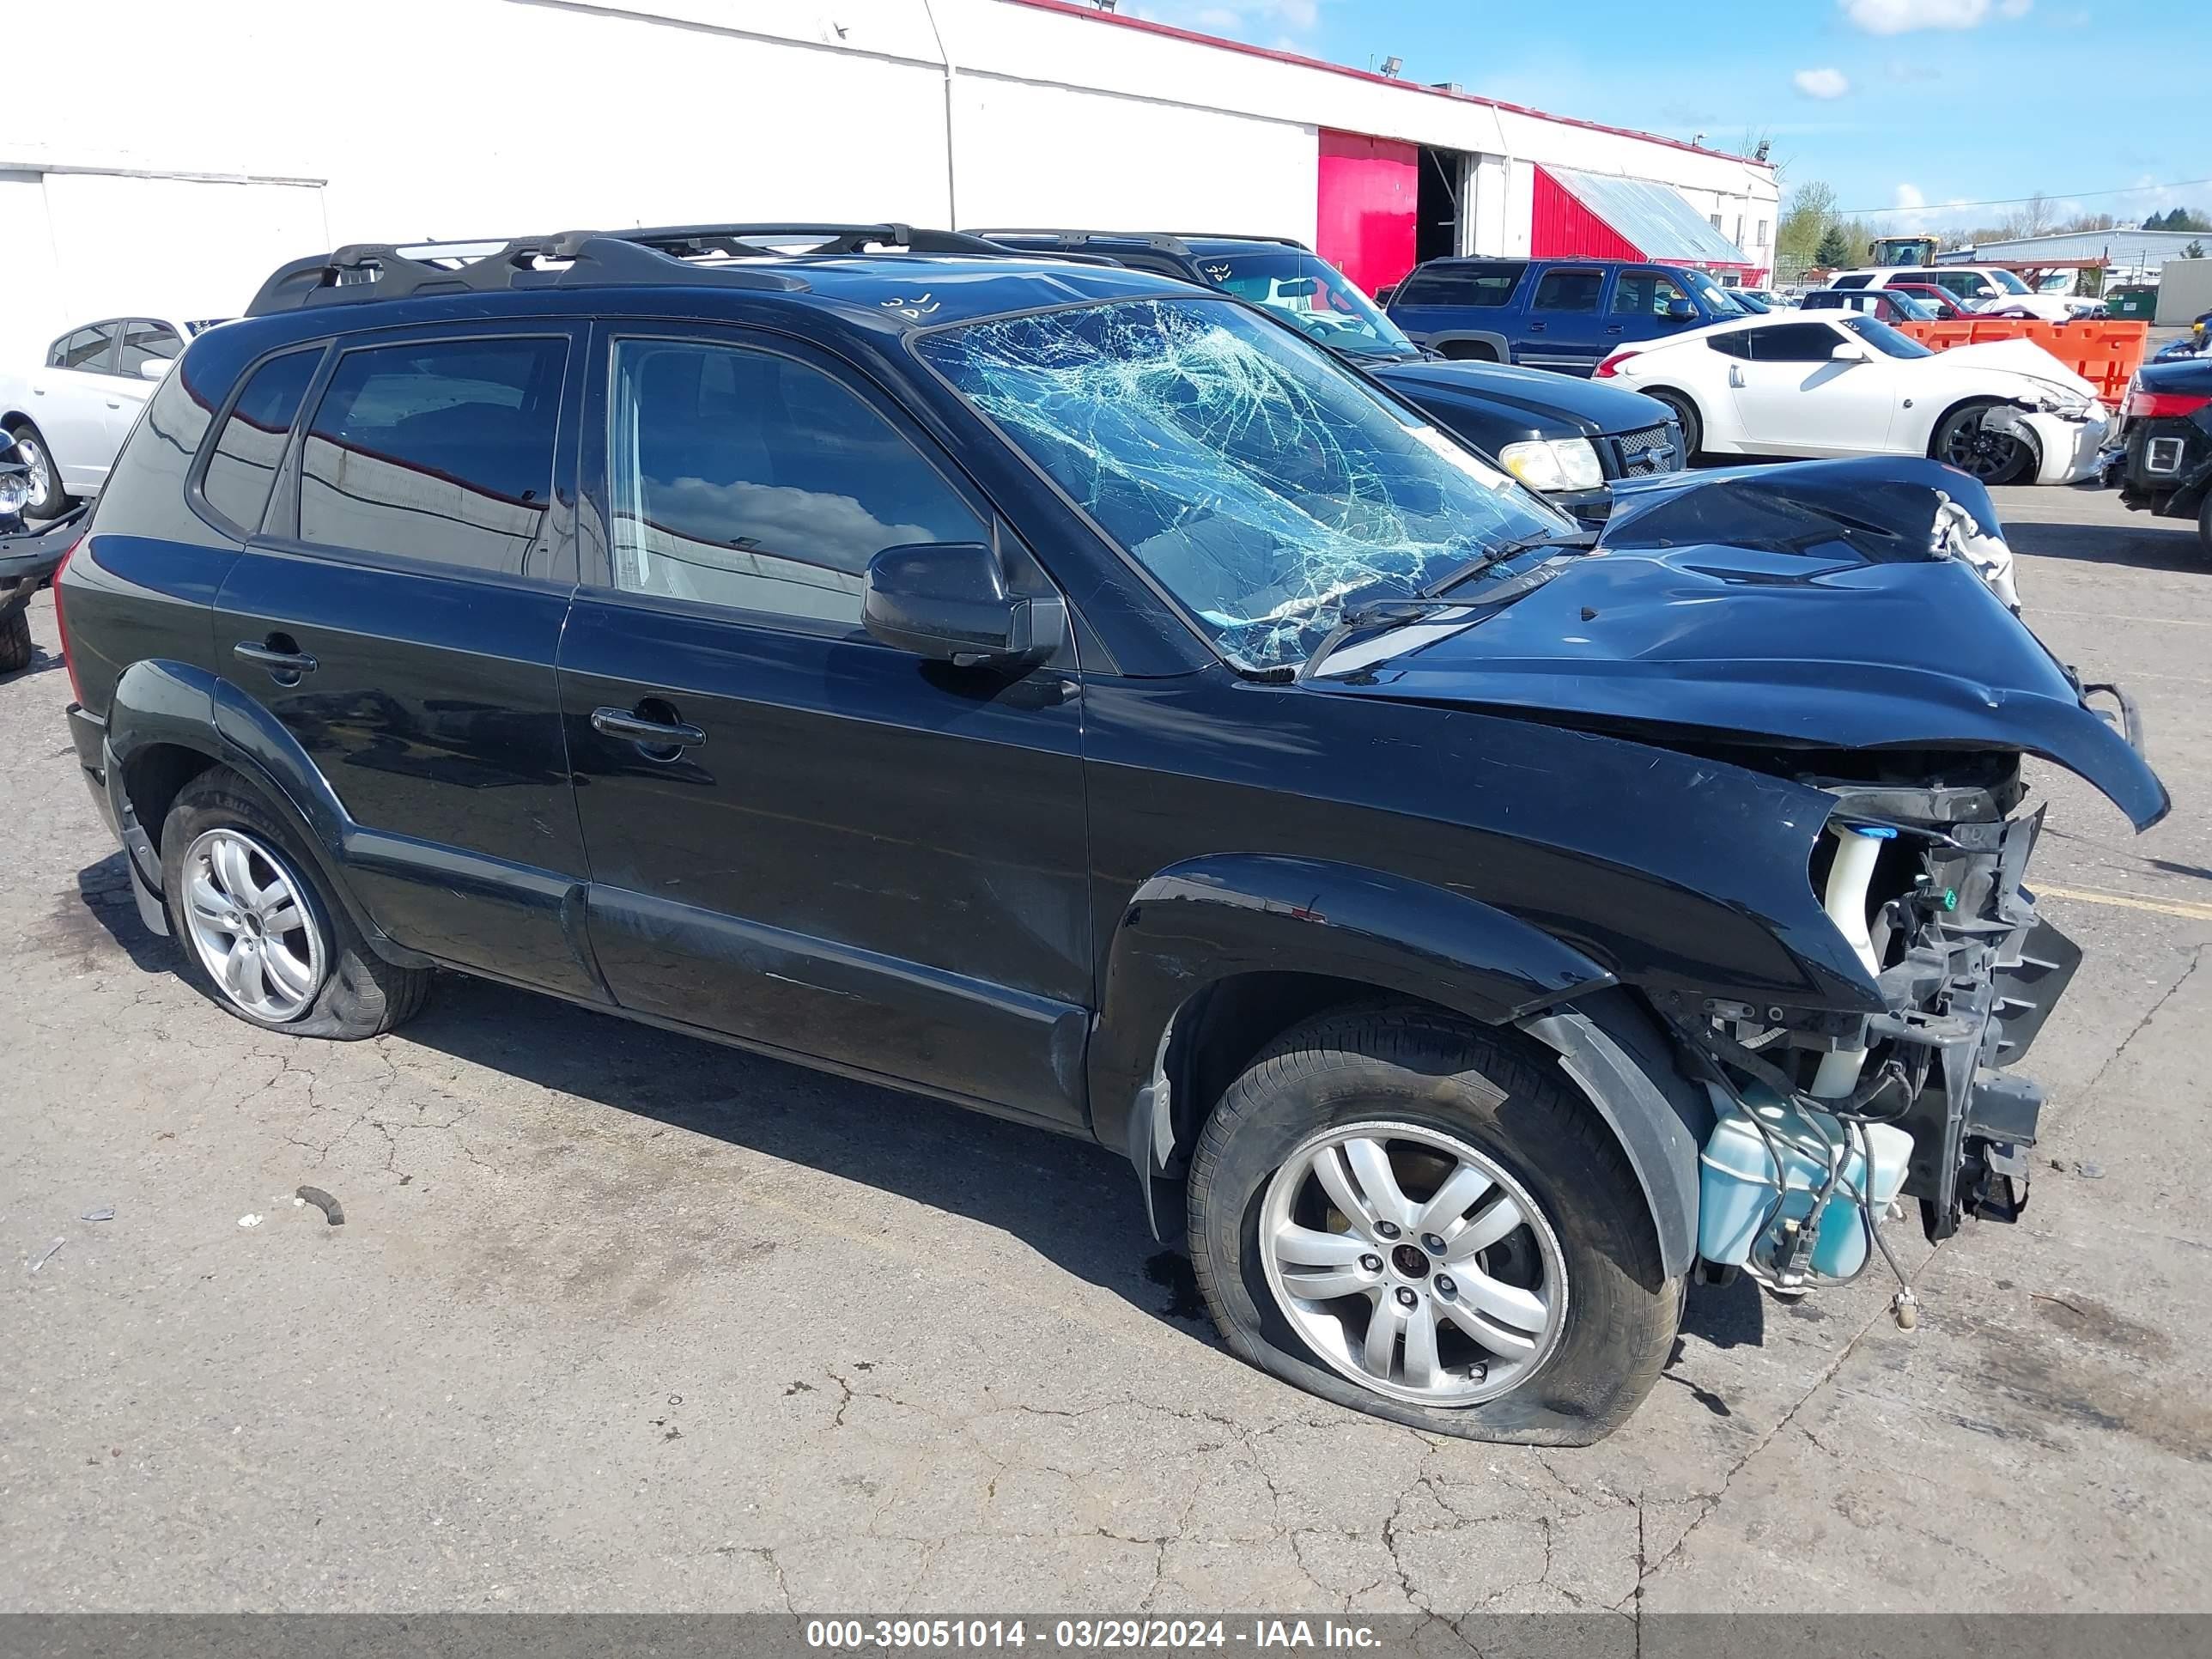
974,232,1683,516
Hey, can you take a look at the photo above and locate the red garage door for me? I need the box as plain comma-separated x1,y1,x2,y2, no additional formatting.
1316,130,1417,297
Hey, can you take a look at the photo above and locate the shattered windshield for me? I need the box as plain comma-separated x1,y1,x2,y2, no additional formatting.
916,296,1572,670
1197,250,1419,361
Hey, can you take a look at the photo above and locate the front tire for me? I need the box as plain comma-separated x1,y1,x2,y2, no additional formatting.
1932,401,2036,486
1187,1007,1678,1444
5,422,70,520
160,767,431,1039
1643,387,1703,460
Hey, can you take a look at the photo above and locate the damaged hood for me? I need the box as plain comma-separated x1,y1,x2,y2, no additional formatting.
1313,460,2169,831
1941,339,2102,400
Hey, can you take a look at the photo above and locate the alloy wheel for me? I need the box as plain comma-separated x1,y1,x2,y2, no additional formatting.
1939,411,2028,482
179,828,327,1022
1259,1121,1568,1407
15,434,52,505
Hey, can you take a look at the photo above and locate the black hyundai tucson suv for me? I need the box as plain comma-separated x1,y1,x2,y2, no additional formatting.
56,223,2165,1444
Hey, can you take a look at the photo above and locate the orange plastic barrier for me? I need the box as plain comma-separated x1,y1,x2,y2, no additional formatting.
1897,319,2148,408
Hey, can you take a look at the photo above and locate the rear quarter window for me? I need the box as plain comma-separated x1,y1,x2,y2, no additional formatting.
1395,263,1525,307
200,349,323,536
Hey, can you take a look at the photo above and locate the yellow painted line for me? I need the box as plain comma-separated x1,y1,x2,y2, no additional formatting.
2037,883,2212,923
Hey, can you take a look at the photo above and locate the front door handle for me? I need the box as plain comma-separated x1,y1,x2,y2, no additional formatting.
234,638,318,682
1729,364,1747,388
1528,321,1548,332
592,705,707,749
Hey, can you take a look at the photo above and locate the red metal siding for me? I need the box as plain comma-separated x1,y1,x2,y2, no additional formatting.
1530,166,1645,262
1316,130,1419,296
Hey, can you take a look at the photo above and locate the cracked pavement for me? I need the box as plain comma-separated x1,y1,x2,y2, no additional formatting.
4,483,2210,1618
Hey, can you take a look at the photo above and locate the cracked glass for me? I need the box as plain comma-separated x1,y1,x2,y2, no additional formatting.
917,297,1569,669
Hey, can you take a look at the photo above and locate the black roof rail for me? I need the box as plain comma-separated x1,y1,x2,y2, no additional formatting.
243,229,812,318
623,222,1022,258
967,228,1196,255
1163,232,1312,252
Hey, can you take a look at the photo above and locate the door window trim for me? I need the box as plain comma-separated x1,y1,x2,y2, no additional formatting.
249,321,585,592
576,320,1066,660
1529,267,1607,313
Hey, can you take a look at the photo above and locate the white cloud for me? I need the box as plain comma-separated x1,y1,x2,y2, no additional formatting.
1792,66,1851,98
1840,0,2030,33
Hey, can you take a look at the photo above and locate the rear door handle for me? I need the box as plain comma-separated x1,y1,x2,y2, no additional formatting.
1528,321,1548,332
592,705,707,749
234,638,318,680
1604,324,1626,334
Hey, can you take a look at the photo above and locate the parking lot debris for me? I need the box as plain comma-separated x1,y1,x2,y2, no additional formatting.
28,1237,65,1273
81,1206,114,1222
238,1214,264,1229
296,1186,345,1226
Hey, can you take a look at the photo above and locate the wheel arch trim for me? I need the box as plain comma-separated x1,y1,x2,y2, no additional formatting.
99,659,429,966
1096,853,1619,1233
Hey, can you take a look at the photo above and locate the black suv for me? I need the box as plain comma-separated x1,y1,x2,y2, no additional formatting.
58,223,2164,1443
973,231,1683,519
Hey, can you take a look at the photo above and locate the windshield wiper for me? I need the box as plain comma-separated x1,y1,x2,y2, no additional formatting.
1294,598,1471,684
1419,528,1598,599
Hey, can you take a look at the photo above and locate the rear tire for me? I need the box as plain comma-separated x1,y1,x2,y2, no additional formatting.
4,422,70,520
0,607,30,675
1440,342,1499,362
2197,493,2210,558
159,766,431,1039
1643,388,1703,460
1187,1006,1679,1445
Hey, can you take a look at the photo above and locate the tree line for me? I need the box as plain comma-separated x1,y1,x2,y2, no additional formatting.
1777,182,2209,270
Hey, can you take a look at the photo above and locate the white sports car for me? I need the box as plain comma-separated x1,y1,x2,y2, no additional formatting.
1593,311,2112,487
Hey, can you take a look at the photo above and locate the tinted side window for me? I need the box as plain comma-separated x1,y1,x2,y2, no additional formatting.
1832,275,1873,289
1707,331,1753,359
1611,270,1689,315
202,349,322,535
1398,263,1524,307
1531,269,1603,313
56,325,118,371
607,337,985,632
1749,324,1846,362
118,321,184,375
300,337,567,575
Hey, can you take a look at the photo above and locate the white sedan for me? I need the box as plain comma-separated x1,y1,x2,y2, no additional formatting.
0,316,215,517
1593,311,2110,487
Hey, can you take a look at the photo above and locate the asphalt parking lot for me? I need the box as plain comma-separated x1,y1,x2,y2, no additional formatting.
3,479,2209,1620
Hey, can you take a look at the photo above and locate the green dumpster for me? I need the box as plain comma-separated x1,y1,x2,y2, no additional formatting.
2108,287,2159,320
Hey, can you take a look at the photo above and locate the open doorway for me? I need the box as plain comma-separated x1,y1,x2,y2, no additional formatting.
1416,148,1467,264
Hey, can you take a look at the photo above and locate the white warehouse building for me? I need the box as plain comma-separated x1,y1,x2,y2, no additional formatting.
0,0,1778,367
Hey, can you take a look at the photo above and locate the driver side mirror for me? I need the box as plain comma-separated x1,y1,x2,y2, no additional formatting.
862,541,1067,668
1831,341,1870,362
138,357,173,381
1664,299,1699,322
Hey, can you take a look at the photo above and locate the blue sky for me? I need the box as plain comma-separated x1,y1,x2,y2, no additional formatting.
1121,0,2211,229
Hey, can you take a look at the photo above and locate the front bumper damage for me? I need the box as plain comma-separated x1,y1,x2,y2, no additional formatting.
1841,793,2075,1237
1986,402,2114,487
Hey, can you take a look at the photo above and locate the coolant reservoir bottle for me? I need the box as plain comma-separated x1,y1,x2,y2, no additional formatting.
1697,1085,1912,1280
